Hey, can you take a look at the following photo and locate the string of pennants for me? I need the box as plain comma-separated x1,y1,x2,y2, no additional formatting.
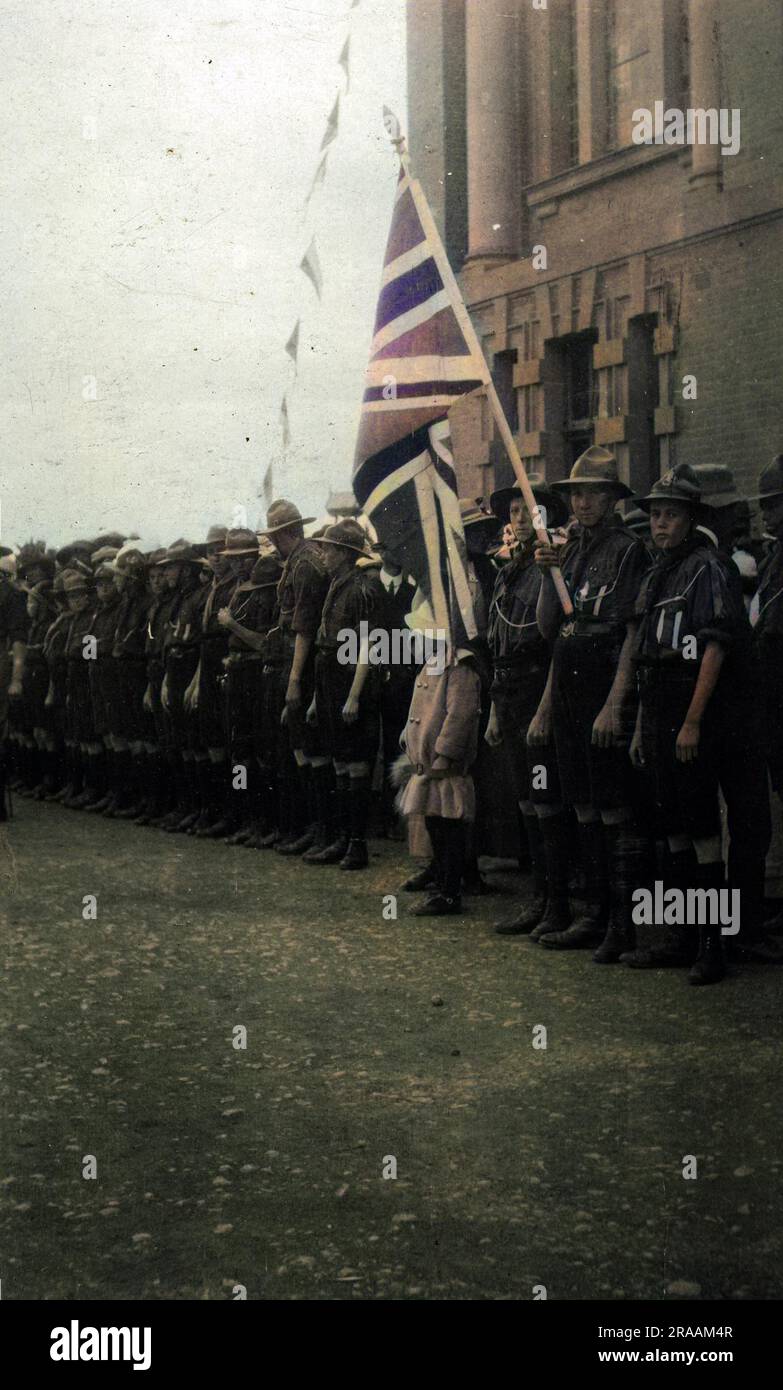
264,0,360,506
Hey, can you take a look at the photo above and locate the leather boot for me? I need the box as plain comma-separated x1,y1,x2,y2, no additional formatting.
688,863,726,985
529,810,576,940
276,764,315,854
593,827,650,964
495,812,547,935
400,861,439,892
543,818,608,949
621,848,695,968
304,767,346,863
340,775,370,871
302,764,335,861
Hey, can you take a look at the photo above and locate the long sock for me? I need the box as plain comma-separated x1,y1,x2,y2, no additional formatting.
524,812,547,897
441,819,465,900
348,774,371,840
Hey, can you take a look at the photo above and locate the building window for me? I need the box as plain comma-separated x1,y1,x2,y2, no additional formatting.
606,0,653,151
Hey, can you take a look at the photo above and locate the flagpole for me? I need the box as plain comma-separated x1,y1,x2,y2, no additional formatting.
383,111,573,617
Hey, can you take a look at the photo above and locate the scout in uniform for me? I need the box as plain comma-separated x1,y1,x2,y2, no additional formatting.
155,540,212,831
15,549,56,796
136,547,174,824
0,546,28,816
217,550,283,847
535,445,651,958
62,568,99,807
108,548,154,817
260,500,330,856
485,481,572,937
751,456,783,936
306,519,385,870
41,571,72,801
83,558,121,810
627,465,749,984
192,528,259,838
375,542,417,837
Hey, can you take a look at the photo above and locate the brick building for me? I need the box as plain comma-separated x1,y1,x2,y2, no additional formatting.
407,0,783,505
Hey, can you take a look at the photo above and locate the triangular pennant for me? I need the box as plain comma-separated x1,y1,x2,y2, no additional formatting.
280,396,290,452
320,94,340,152
305,150,329,208
338,35,350,89
263,463,274,506
300,238,323,299
285,320,300,366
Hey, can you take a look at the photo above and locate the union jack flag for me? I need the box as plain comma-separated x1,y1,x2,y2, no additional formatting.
353,163,485,647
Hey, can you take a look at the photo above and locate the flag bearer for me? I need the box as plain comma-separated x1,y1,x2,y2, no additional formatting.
486,481,572,938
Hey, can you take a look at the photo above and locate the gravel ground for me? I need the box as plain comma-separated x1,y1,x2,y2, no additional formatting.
1,799,782,1301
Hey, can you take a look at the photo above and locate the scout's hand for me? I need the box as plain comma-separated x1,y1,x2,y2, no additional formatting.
161,676,170,712
285,677,301,709
217,607,231,628
591,702,621,749
484,704,502,748
430,755,452,779
306,698,318,727
676,718,700,763
629,724,645,768
534,540,559,571
44,685,55,709
8,678,22,700
527,702,552,747
143,683,153,714
184,675,199,712
342,694,359,725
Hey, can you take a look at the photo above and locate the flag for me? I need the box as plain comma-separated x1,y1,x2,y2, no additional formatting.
300,237,323,299
280,395,290,451
353,167,486,647
338,35,350,89
320,94,340,152
285,320,300,367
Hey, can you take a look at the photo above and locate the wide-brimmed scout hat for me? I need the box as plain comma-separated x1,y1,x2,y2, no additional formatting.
459,498,501,533
146,547,167,568
94,562,118,583
754,455,783,503
550,445,633,499
623,505,652,536
250,554,284,587
90,544,119,567
157,539,202,567
635,464,703,513
55,539,95,567
317,519,371,557
193,525,229,557
62,569,93,593
259,499,315,536
690,464,743,509
489,478,569,528
218,528,260,557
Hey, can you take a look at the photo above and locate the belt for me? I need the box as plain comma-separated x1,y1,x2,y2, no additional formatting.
558,619,616,639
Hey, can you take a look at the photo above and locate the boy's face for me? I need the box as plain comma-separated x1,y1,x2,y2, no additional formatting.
649,500,692,550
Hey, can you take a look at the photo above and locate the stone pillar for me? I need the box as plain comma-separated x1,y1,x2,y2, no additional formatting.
575,0,608,164
688,0,722,191
465,0,522,264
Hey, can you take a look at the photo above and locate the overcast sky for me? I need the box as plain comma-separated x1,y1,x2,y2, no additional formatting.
0,0,407,548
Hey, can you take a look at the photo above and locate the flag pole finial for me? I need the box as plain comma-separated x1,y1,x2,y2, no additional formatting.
383,106,407,157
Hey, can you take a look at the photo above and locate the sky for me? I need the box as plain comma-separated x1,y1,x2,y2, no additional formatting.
0,0,407,548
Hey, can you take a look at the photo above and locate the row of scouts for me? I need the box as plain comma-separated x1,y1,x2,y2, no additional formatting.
0,504,414,873
2,449,782,987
